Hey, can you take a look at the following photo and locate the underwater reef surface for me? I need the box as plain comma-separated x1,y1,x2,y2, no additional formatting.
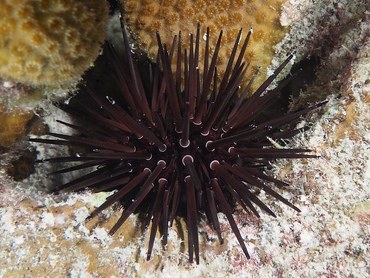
1,0,370,276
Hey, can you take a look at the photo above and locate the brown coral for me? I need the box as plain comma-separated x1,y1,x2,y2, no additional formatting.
0,0,109,86
122,0,286,95
0,108,33,147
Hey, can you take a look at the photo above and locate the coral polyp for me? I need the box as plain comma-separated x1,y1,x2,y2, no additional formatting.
0,0,109,86
30,21,326,263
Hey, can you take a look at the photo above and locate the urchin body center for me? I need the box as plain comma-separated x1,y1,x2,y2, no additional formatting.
144,120,223,180
157,122,204,154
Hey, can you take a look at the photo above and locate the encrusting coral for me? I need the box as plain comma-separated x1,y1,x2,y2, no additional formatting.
121,0,286,95
0,108,33,147
0,0,109,86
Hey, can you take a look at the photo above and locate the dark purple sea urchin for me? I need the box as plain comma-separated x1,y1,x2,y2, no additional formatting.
30,21,326,264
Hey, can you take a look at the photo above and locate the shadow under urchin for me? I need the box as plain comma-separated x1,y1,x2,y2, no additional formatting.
30,20,326,264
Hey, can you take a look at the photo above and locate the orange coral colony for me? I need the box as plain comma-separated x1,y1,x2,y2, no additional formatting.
0,0,109,86
122,0,286,95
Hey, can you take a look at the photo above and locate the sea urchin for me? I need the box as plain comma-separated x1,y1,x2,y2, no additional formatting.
30,21,326,264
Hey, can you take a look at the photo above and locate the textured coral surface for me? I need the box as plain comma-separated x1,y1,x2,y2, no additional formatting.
121,0,286,95
0,0,109,86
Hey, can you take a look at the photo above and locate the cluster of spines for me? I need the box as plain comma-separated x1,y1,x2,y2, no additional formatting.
30,20,326,264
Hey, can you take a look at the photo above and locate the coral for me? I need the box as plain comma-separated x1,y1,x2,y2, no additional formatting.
0,0,109,86
0,79,68,148
121,0,286,96
0,108,33,147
